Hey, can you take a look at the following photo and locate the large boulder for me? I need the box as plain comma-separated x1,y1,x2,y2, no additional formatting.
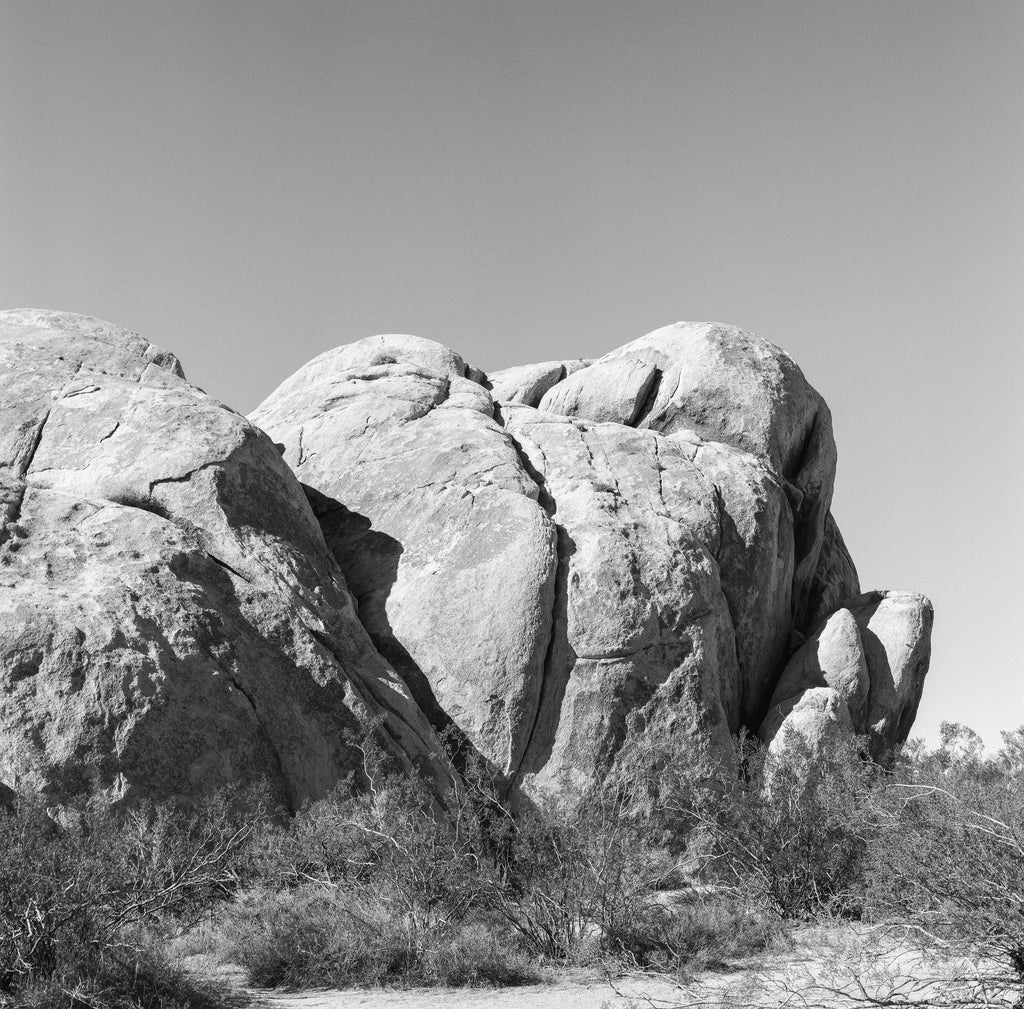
527,322,839,632
497,405,792,793
0,311,449,810
487,359,591,406
254,321,930,791
250,335,558,778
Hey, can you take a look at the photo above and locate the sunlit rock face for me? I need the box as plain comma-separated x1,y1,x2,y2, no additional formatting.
0,310,451,810
253,321,932,792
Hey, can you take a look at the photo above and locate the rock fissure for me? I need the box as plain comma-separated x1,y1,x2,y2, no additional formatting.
500,426,556,515
206,552,252,584
631,365,663,427
305,624,451,786
651,434,666,505
1,407,54,542
574,639,673,662
19,407,53,479
147,460,221,496
511,517,568,785
487,420,566,785
0,484,27,548
227,673,294,814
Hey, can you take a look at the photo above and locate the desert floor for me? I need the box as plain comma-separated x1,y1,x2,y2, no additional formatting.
191,926,989,1009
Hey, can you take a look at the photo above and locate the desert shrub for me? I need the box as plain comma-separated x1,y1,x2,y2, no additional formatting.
222,886,412,988
432,920,540,986
656,898,781,971
255,761,495,940
490,784,675,964
232,737,777,984
861,723,1024,1001
8,947,246,1009
221,885,538,988
0,788,261,1007
602,893,782,979
690,732,882,920
671,724,1024,1009
226,742,538,988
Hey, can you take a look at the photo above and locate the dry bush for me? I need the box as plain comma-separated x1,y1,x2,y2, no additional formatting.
0,788,261,1008
631,723,1024,1009
227,733,779,986
488,787,658,962
694,733,882,920
8,947,248,1009
222,885,538,989
224,740,538,988
858,723,1024,1004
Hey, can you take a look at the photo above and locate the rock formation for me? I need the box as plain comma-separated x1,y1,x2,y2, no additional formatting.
252,321,933,792
0,310,450,809
0,311,932,807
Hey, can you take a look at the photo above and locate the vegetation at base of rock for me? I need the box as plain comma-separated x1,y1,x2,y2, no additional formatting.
4,723,1023,1006
217,738,778,986
222,889,541,989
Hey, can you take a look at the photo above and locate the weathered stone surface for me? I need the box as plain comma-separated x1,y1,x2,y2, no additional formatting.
767,607,870,726
537,358,661,425
500,406,736,792
499,406,801,792
805,512,861,629
0,312,448,809
760,590,933,759
854,590,934,756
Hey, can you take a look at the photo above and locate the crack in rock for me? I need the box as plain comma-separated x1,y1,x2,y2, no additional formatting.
147,460,221,496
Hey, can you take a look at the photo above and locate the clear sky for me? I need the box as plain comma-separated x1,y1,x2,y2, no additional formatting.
2,1,1021,747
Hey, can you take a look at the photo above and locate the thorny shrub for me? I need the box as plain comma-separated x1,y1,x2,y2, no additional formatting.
0,787,262,1008
860,723,1024,1002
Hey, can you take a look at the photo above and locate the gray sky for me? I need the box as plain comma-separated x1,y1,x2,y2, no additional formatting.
2,1,1021,746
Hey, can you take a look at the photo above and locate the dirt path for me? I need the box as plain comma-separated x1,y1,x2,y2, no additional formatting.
190,959,690,1009
250,974,684,1009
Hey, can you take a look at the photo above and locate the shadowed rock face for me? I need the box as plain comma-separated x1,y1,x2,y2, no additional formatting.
0,311,451,809
253,321,933,792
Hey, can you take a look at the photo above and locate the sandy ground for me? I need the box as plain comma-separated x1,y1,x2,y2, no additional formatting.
250,973,684,1009
191,927,1007,1009
185,958,705,1008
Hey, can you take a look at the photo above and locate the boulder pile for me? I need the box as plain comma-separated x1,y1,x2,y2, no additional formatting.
0,311,932,806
